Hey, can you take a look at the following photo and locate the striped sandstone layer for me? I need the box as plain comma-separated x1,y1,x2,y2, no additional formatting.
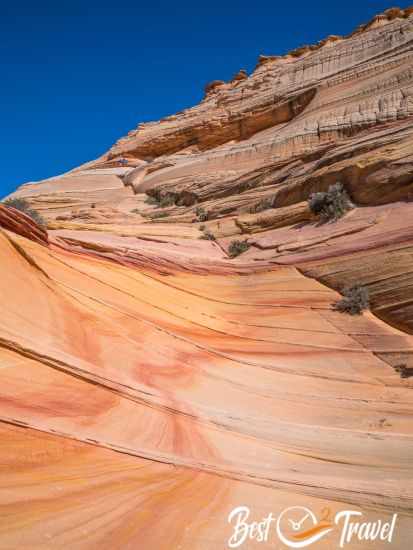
2,7,413,549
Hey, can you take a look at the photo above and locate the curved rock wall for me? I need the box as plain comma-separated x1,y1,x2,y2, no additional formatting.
2,7,413,549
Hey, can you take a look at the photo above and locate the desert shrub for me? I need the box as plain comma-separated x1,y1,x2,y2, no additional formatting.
159,194,176,208
196,206,209,222
144,193,175,208
131,208,140,214
394,364,413,379
228,239,250,258
144,194,160,206
200,229,216,241
4,198,45,226
333,284,369,315
308,182,352,221
149,211,168,219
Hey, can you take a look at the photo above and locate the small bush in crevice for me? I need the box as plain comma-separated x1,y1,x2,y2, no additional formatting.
195,206,209,222
4,198,45,226
199,229,216,241
308,182,352,222
144,195,160,206
144,193,176,209
159,194,176,208
228,239,250,258
394,364,413,379
333,284,369,315
149,211,169,219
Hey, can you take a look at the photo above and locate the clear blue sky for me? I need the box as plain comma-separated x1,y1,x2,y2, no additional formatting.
1,0,410,198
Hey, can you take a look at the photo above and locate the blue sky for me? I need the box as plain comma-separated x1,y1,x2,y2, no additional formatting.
1,1,410,197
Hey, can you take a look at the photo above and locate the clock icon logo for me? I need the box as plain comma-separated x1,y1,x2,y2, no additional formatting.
276,506,334,548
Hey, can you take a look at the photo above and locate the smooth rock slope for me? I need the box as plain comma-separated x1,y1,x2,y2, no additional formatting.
2,7,413,549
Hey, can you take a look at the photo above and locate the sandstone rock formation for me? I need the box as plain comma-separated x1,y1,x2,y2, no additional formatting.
2,7,413,549
0,204,48,245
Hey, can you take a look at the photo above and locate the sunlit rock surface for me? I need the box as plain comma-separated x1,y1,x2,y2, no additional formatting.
2,7,413,548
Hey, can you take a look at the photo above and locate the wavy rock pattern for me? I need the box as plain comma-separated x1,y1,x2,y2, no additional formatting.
0,204,48,245
2,7,413,549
